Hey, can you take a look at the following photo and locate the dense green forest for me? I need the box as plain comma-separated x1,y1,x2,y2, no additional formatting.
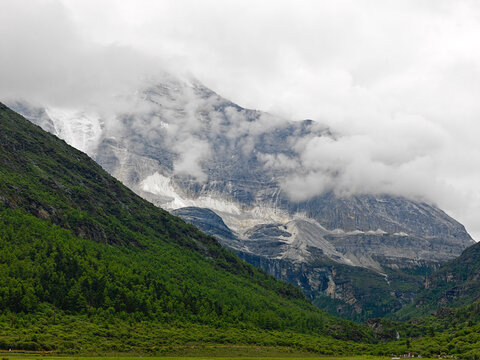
363,238,480,360
2,102,480,358
0,208,377,354
380,242,480,359
363,300,480,359
395,241,480,320
0,102,374,353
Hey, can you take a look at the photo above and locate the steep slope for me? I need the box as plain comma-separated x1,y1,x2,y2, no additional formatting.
396,241,480,319
172,207,430,321
366,298,480,358
9,75,474,321
0,103,374,353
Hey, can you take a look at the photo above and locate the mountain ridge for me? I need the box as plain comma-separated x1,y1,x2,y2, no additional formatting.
395,240,480,319
0,101,377,352
8,74,474,320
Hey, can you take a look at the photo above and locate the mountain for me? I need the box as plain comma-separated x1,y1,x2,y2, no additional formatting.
0,102,375,353
425,241,480,307
395,241,480,319
372,243,480,358
170,207,427,321
361,299,480,358
9,74,474,320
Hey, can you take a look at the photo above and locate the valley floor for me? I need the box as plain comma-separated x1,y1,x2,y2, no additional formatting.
0,354,400,360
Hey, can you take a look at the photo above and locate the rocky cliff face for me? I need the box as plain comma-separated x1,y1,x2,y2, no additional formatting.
171,206,430,320
8,73,474,320
396,241,480,319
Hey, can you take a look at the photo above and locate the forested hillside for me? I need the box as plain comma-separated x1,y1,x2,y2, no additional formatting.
3,102,480,358
396,241,480,319
368,300,480,359
0,103,373,353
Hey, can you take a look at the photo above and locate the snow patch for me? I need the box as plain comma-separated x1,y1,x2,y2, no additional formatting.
366,229,387,235
45,107,103,155
347,229,365,235
141,172,241,214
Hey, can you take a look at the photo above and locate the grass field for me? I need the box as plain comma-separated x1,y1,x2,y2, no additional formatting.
0,356,393,360
0,351,396,360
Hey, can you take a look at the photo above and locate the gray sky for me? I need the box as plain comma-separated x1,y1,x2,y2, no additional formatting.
1,0,480,240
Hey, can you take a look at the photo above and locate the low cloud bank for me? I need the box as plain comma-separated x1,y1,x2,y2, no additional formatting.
2,0,479,240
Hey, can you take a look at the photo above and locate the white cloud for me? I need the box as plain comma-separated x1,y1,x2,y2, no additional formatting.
173,138,211,182
2,0,480,240
0,0,169,109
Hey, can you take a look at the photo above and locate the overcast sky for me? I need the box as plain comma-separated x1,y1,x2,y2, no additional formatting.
1,0,480,240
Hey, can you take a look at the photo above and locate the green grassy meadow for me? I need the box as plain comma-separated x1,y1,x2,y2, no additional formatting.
0,354,395,360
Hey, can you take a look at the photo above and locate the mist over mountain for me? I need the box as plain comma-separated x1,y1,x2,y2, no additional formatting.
10,73,474,319
3,1,480,356
2,101,384,353
2,0,480,242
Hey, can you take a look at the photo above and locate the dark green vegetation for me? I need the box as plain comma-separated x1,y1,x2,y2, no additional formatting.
0,355,392,360
0,103,374,353
362,300,480,359
373,241,480,359
2,101,480,359
367,240,480,359
172,200,449,323
310,261,428,322
396,242,480,319
238,250,431,323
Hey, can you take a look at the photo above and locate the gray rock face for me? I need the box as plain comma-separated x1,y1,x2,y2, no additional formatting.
8,74,475,320
171,206,244,249
8,101,57,134
171,205,427,321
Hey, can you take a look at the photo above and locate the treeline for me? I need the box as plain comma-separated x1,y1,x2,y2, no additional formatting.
0,205,373,345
